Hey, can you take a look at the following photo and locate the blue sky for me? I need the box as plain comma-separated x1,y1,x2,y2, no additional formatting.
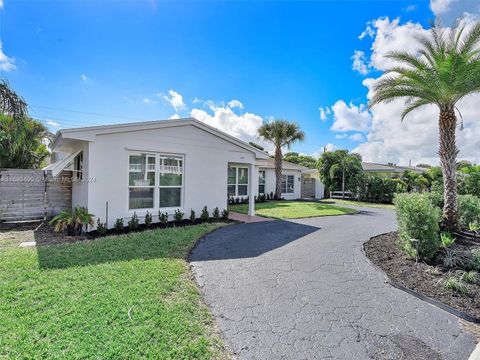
2,0,479,164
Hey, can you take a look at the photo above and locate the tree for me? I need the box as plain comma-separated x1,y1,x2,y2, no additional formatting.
283,152,318,169
369,22,480,231
0,115,51,169
258,120,305,199
318,150,362,197
0,79,28,118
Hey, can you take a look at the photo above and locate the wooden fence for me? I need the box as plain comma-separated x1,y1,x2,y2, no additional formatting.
0,169,72,222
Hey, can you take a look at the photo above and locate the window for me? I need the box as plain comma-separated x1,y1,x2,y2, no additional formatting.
74,152,83,180
258,170,266,194
159,155,183,208
281,174,295,194
129,153,155,209
128,153,184,210
227,166,249,197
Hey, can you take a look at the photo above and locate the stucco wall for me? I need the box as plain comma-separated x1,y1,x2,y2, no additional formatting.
85,124,255,227
260,168,302,200
72,142,89,208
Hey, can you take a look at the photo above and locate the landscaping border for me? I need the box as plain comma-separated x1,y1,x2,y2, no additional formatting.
362,235,480,325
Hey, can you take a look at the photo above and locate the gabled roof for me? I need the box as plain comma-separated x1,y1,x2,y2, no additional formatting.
256,157,309,171
51,117,270,160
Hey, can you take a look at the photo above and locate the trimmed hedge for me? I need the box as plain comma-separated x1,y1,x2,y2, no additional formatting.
394,193,440,260
350,173,404,204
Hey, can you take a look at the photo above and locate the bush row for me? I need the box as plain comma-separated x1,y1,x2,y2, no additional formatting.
349,173,405,204
228,193,275,205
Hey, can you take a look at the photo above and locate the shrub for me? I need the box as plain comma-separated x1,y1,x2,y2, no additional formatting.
441,249,465,269
212,207,220,221
128,212,139,231
394,193,440,260
469,222,479,233
174,209,184,223
468,249,480,271
221,209,229,220
96,218,107,236
158,211,168,226
200,206,209,222
49,207,95,235
189,209,196,223
440,232,455,248
426,191,444,209
144,211,153,227
444,276,468,295
460,270,478,284
114,218,124,232
458,195,480,229
235,198,240,204
350,173,398,204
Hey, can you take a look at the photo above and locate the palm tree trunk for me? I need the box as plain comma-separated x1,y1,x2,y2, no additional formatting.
439,108,459,231
274,145,282,199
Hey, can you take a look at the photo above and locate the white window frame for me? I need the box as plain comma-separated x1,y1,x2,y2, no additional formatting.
74,151,83,180
227,166,249,197
127,152,184,213
281,174,295,194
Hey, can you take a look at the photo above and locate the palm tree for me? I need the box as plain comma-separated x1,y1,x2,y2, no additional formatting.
370,22,480,231
329,153,362,199
258,119,305,199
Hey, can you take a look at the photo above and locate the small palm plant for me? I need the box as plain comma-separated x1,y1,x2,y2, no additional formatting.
49,209,75,235
73,206,95,234
258,120,305,199
370,22,480,231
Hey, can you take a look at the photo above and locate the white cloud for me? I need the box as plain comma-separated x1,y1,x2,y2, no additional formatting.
227,99,244,110
351,50,370,75
404,4,417,12
46,119,60,128
330,100,371,132
169,114,180,119
142,97,157,105
80,74,88,81
349,133,365,142
190,100,267,148
335,134,347,139
359,25,375,40
160,89,186,112
0,1,3,9
351,15,480,165
0,42,15,72
430,0,457,16
319,106,331,121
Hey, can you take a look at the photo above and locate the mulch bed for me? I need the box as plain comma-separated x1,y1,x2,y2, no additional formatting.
364,232,480,320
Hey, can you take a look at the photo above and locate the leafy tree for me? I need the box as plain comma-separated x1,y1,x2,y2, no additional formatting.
0,115,51,169
283,152,318,169
258,120,305,199
0,79,28,118
369,22,480,231
318,150,362,197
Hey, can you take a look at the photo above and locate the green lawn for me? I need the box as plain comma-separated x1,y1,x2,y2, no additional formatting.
0,224,228,359
321,198,395,209
229,200,357,219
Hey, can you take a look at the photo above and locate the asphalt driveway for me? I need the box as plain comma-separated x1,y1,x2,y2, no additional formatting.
190,206,477,360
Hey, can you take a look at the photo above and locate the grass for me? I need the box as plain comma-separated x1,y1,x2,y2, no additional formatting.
321,198,395,209
444,276,468,295
229,200,357,219
0,224,227,359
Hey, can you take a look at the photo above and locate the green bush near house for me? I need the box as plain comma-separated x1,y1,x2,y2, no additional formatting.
394,193,441,260
458,195,480,229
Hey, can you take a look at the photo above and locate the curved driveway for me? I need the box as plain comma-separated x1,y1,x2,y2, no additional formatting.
190,206,476,359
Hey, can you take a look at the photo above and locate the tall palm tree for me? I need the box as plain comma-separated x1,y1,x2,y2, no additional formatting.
258,119,305,199
370,22,480,231
329,153,362,199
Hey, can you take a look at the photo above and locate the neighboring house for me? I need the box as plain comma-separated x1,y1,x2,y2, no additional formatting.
361,162,426,176
46,118,322,227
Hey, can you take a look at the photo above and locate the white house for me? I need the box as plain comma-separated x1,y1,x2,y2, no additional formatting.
47,118,321,227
